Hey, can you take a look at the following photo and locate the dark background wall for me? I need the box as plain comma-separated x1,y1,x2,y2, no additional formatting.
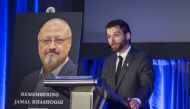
7,0,190,62
9,0,190,58
81,0,190,59
37,0,190,59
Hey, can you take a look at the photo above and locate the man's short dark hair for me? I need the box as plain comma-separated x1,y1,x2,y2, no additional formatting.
106,19,131,34
106,19,131,43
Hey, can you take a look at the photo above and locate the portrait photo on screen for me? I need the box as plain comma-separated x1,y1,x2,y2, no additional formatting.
6,13,82,109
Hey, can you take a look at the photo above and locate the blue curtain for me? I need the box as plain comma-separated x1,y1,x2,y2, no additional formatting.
149,59,190,109
0,0,39,109
79,58,190,109
0,0,8,109
0,0,190,109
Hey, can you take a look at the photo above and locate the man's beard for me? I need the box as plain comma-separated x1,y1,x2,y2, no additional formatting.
111,39,127,52
44,53,59,66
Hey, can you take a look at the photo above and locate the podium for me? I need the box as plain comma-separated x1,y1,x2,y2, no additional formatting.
44,76,128,109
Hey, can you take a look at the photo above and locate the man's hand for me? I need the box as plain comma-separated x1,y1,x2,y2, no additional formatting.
127,98,141,109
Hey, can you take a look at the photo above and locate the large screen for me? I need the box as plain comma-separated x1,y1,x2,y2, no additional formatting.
83,0,190,43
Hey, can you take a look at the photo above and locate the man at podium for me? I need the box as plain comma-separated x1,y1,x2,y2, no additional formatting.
101,19,155,109
18,18,77,109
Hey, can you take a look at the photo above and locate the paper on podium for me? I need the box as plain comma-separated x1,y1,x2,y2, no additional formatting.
101,86,129,107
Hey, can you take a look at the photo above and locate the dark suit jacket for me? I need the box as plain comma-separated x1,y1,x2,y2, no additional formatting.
16,59,77,109
101,47,155,109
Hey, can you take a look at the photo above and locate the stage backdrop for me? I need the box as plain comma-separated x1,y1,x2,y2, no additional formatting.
6,13,82,109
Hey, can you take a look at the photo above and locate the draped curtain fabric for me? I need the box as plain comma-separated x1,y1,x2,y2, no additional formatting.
0,0,39,108
0,0,8,109
149,59,190,109
79,58,190,109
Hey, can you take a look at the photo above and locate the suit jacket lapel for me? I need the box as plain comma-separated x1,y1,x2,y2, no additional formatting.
111,54,117,89
115,47,135,89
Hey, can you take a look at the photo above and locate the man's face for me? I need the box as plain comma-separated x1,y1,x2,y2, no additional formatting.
38,20,71,68
106,25,129,52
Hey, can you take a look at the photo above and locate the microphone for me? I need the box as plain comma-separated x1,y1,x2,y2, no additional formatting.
46,7,56,13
